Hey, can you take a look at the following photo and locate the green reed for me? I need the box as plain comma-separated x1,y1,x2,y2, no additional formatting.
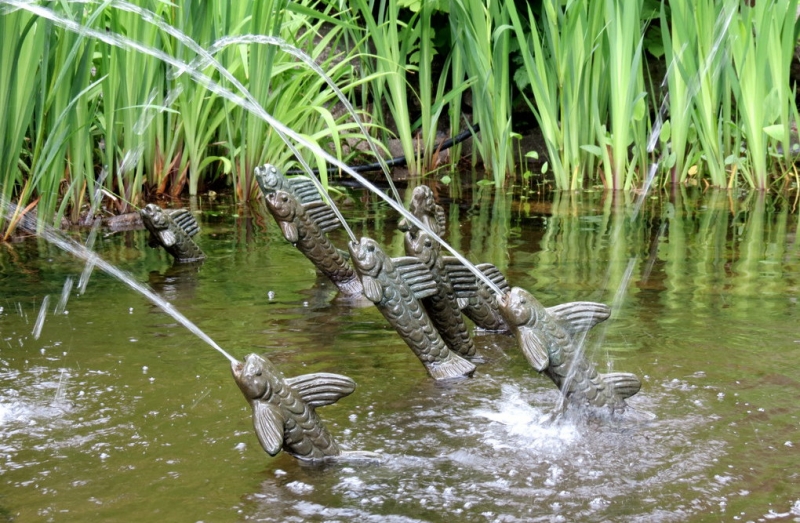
508,0,606,190
449,0,514,186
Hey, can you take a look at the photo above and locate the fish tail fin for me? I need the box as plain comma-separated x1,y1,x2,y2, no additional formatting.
600,372,641,399
426,352,476,380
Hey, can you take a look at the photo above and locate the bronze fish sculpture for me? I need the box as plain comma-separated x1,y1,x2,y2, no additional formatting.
232,353,377,461
140,204,205,263
454,263,512,333
397,185,446,236
349,236,476,380
263,189,363,297
404,229,476,359
255,163,322,206
497,287,641,412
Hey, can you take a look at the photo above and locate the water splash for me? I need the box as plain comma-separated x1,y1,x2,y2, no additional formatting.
77,219,101,294
2,199,238,364
32,295,50,340
54,277,74,315
2,0,504,296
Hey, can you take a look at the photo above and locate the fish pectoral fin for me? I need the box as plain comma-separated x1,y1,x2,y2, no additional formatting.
252,401,285,456
518,328,550,371
547,301,611,335
279,221,299,244
599,372,642,399
393,256,437,299
361,275,383,303
456,297,469,310
285,372,356,408
158,229,177,247
442,257,479,298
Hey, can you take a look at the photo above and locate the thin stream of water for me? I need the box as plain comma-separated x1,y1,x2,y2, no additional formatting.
1,198,238,364
32,295,49,340
3,0,505,296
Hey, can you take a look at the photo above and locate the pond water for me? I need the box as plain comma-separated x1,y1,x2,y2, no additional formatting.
1,184,799,522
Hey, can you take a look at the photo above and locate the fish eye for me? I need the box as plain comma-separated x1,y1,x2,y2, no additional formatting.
366,244,374,252
255,370,262,376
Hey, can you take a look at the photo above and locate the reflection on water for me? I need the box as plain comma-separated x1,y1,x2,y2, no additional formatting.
1,188,799,521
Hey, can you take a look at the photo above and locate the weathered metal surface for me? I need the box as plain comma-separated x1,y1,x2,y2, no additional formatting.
404,229,476,359
349,236,476,380
232,353,374,461
140,204,205,262
263,189,363,297
397,185,446,237
497,287,641,411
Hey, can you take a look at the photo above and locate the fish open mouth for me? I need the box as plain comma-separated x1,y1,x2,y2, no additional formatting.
497,292,511,308
231,360,243,378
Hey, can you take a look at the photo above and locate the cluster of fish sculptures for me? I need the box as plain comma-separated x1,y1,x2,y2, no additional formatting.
226,164,645,462
141,166,644,461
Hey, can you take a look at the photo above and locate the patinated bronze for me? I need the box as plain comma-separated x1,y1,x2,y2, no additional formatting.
349,236,476,380
404,229,477,359
140,204,205,263
459,263,512,333
232,353,377,461
263,189,363,297
255,163,322,206
497,287,641,411
397,185,446,236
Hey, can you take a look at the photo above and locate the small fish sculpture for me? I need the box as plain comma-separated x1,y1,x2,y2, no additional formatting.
497,287,641,412
140,204,205,263
349,236,476,380
263,189,363,297
255,164,322,206
404,229,476,359
397,185,446,236
232,353,376,461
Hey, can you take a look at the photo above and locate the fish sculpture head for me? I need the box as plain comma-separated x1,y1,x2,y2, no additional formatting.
140,203,169,231
348,237,386,277
231,353,276,402
409,185,436,216
404,229,437,267
398,185,437,233
255,164,285,196
264,189,298,222
497,287,551,371
496,287,538,326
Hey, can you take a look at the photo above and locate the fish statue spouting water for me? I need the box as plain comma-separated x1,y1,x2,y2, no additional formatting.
263,189,363,298
454,263,512,333
397,185,446,237
232,353,378,461
497,287,641,412
348,236,476,380
255,163,323,206
403,229,477,359
140,204,205,263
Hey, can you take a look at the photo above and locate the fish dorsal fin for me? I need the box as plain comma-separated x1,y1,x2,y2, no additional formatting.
284,372,356,408
475,263,510,293
165,208,200,237
434,205,446,236
158,229,177,247
599,372,641,399
303,202,341,233
287,176,322,204
252,401,285,456
547,301,611,336
517,327,550,371
392,256,438,299
442,257,478,298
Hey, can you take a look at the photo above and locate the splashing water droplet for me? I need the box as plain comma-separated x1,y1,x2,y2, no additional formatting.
32,296,50,340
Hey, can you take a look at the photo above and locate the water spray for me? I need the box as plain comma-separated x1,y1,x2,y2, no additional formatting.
2,198,239,364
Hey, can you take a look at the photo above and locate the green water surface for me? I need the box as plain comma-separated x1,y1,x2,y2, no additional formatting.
1,186,799,522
